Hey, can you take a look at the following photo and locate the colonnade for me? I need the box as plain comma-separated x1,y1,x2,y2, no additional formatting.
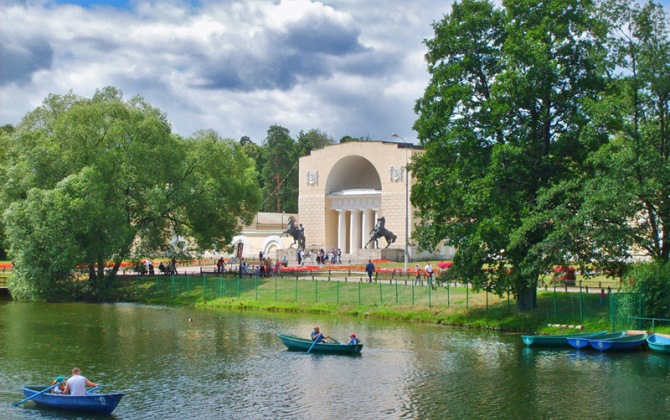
335,208,378,254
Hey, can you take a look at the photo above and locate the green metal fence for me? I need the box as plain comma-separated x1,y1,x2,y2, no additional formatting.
112,275,612,323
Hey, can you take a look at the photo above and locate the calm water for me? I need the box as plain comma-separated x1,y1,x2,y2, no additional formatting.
0,301,668,419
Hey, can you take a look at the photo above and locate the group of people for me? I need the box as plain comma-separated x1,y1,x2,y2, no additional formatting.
311,326,359,345
158,258,178,275
414,262,435,288
49,367,98,396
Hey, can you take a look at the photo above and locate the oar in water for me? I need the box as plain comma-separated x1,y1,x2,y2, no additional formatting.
307,333,322,353
13,383,59,407
87,385,104,394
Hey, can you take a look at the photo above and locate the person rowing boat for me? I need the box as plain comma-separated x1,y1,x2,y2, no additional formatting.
311,326,331,343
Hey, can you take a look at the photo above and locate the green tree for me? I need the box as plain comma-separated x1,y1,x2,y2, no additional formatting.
260,125,298,213
1,88,261,300
533,0,670,279
412,0,607,309
296,129,334,156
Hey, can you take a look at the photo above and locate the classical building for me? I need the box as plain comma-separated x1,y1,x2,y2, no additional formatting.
231,141,455,263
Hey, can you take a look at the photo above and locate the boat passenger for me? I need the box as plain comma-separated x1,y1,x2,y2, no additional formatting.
63,367,98,396
311,326,329,343
348,334,359,345
50,375,65,394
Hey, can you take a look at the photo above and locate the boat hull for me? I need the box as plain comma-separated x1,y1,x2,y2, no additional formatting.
22,386,124,414
277,333,363,354
567,332,625,349
522,331,608,347
589,333,648,352
646,334,670,354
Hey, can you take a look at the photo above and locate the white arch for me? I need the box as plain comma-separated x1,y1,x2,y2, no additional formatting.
262,235,284,255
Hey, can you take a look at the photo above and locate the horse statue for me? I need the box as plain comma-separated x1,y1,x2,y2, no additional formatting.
364,216,397,249
281,216,306,249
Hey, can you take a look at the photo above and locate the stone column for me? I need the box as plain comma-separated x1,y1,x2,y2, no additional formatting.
349,209,361,253
337,210,348,253
361,209,374,249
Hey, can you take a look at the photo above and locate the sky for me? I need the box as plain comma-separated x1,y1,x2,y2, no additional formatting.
1,0,669,144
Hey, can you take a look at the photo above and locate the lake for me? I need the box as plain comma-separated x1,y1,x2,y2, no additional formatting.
0,300,668,419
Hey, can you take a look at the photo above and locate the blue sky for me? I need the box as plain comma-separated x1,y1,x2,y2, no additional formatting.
1,0,669,143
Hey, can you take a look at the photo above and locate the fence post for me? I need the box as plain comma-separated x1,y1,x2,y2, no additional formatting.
336,280,339,304
486,289,489,312
553,285,557,320
395,279,398,305
447,283,450,308
187,275,190,296
579,281,583,322
255,277,258,300
202,277,206,303
466,280,469,309
219,277,223,298
412,283,415,305
295,278,298,302
171,275,175,297
274,277,278,301
314,279,318,303
428,283,432,308
237,277,241,299
358,282,361,305
379,281,383,304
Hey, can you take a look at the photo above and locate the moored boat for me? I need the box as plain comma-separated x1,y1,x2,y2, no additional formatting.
589,333,648,352
646,333,670,354
21,386,124,414
522,330,608,347
277,333,363,354
567,332,625,349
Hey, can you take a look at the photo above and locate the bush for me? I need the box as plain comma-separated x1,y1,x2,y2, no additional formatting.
624,262,670,319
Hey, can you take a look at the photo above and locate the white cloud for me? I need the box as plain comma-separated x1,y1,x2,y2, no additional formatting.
0,0,449,143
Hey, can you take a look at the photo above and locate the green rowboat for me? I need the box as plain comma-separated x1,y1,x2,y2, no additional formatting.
277,333,363,354
522,330,608,347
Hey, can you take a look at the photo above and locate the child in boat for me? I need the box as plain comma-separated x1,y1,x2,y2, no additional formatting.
348,334,360,345
50,376,65,394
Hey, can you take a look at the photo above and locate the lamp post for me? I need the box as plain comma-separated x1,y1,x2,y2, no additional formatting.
391,133,409,273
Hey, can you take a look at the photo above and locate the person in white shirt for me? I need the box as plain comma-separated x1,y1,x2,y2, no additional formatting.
63,367,98,396
425,262,434,289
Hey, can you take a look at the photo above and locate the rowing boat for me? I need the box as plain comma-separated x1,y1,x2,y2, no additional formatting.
589,333,648,352
277,333,363,354
521,330,608,347
567,332,625,349
646,333,670,354
21,386,124,414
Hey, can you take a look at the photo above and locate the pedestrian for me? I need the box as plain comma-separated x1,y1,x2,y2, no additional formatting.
414,264,423,285
365,259,375,283
425,262,434,289
297,249,302,265
600,288,606,305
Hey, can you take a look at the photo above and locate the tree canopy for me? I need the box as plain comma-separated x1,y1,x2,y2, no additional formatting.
412,0,611,308
1,87,261,300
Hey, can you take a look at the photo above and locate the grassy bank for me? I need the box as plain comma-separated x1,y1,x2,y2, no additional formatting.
113,275,617,334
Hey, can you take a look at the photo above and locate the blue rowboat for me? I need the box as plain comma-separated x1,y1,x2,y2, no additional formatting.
21,386,124,414
589,333,648,352
277,333,363,354
522,330,608,347
646,334,670,354
567,332,625,349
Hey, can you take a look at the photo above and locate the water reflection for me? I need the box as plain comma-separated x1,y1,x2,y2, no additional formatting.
1,301,669,419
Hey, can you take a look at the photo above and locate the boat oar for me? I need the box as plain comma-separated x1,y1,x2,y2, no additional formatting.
307,333,322,353
13,384,59,407
87,385,104,394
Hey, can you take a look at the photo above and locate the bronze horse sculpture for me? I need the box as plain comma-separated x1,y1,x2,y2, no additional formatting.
282,216,306,249
364,216,397,249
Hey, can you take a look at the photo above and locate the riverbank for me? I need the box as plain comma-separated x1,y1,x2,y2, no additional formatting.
113,273,617,334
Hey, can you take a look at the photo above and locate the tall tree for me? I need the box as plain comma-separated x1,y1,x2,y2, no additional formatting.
412,0,607,309
0,88,261,300
261,125,298,213
296,129,335,156
542,0,670,272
